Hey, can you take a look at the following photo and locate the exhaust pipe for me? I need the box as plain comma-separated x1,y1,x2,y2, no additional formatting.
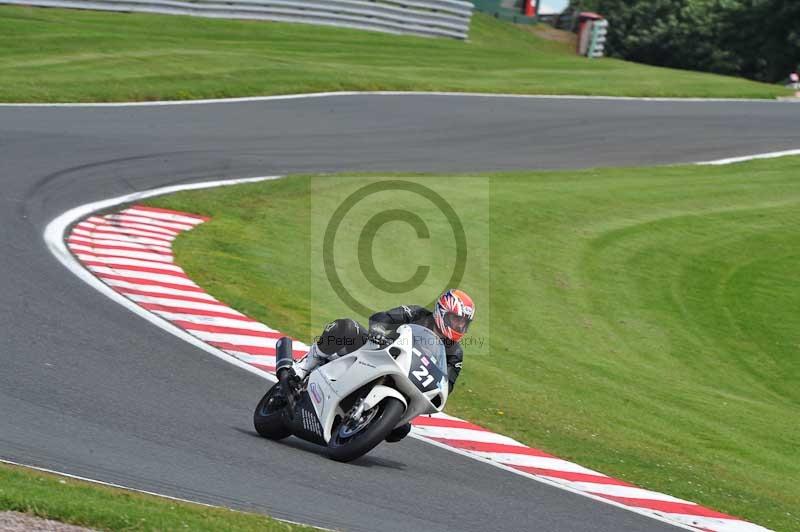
275,336,294,375
275,337,297,413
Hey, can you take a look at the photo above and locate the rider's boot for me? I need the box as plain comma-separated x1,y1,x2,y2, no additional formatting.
385,422,412,443
292,343,328,380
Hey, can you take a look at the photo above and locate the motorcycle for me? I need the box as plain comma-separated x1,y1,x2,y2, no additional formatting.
253,324,449,462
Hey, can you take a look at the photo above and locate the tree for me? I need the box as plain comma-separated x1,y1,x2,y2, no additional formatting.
721,0,800,82
568,0,799,82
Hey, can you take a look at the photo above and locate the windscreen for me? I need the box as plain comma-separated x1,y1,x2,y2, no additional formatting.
408,324,448,394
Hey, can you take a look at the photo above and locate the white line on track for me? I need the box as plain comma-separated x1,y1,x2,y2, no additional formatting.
77,221,176,241
2,90,798,107
123,294,245,314
72,247,177,264
695,148,800,165
83,266,197,286
74,235,173,253
86,218,182,237
106,213,196,231
410,425,525,446
152,311,279,331
99,278,216,300
67,234,172,253
73,254,184,271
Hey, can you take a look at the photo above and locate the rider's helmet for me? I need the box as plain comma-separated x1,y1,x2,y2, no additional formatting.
433,289,475,342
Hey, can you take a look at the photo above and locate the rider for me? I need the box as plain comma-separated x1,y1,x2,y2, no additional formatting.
292,289,475,442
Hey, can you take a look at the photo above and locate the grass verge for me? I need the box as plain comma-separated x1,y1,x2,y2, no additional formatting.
0,6,790,102
145,158,800,531
0,462,314,531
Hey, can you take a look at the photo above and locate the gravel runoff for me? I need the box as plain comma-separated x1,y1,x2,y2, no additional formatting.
0,512,97,531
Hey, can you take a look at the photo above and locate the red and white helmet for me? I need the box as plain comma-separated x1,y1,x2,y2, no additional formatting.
434,289,475,342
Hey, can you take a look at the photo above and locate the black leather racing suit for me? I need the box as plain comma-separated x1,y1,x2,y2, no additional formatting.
315,305,464,392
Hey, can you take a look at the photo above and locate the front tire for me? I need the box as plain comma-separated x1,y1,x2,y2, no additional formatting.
253,384,292,440
328,398,405,463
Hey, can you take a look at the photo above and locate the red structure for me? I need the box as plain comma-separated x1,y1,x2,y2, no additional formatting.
524,0,536,17
576,12,605,55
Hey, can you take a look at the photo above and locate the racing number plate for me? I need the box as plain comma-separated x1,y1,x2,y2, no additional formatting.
408,351,446,393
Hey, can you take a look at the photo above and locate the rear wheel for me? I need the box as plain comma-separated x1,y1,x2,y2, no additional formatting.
253,384,292,440
328,398,405,463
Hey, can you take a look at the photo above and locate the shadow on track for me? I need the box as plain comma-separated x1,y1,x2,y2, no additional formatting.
233,426,407,470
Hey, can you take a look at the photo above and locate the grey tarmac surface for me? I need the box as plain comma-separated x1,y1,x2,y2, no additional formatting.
2,94,800,532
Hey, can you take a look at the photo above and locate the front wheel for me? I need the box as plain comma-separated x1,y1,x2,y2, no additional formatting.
328,398,405,463
253,384,292,440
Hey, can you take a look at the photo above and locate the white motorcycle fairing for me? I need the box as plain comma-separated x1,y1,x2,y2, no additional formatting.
305,324,449,444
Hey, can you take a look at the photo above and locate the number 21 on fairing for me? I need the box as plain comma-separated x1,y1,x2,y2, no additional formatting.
411,364,434,387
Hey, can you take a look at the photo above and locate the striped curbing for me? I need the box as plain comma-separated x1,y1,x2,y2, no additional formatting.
65,203,771,532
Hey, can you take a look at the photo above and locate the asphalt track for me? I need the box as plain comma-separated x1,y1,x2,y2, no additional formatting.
3,94,800,532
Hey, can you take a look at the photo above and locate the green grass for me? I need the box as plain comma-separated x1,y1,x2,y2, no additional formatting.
0,6,790,102
0,462,315,531
145,158,800,531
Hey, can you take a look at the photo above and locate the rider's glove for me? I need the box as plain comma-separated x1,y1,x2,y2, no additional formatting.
369,330,390,347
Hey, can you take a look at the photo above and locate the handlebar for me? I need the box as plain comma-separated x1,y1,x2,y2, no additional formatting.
368,331,393,348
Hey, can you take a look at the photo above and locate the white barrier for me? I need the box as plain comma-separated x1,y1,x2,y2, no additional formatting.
1,0,474,39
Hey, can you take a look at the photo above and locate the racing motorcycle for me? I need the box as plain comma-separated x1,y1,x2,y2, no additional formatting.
253,324,449,462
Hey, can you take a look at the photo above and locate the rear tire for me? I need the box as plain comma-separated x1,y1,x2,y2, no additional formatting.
328,398,405,463
253,384,292,440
